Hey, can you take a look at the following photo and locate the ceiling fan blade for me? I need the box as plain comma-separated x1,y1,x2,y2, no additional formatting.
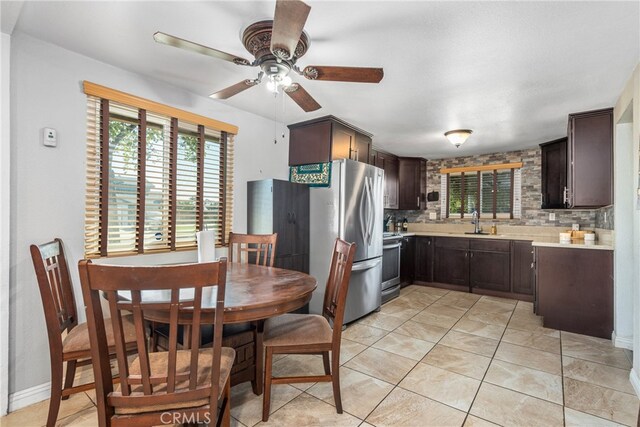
284,83,321,112
154,32,253,66
210,80,259,100
303,66,384,83
271,0,311,60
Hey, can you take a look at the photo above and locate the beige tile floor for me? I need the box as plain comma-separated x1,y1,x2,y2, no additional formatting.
2,285,639,427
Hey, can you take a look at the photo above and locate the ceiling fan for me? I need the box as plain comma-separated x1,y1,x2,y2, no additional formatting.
153,0,384,112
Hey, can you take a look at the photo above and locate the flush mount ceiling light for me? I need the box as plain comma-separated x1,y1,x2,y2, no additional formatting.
444,129,473,148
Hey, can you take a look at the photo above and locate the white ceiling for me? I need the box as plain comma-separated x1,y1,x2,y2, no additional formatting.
7,1,640,158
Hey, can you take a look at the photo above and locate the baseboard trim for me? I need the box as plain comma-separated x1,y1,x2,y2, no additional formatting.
8,381,50,412
630,368,640,398
611,331,633,350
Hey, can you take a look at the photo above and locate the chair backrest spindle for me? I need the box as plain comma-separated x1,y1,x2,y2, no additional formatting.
228,232,277,267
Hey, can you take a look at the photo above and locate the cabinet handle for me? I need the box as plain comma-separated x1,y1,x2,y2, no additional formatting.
470,252,474,258
465,252,468,258
417,196,420,208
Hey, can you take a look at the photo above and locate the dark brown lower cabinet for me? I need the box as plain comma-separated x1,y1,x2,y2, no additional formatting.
413,237,432,282
535,246,613,339
433,237,469,288
469,240,510,293
412,236,534,301
511,241,534,296
400,236,415,286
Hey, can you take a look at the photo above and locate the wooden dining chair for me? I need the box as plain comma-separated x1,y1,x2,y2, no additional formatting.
228,232,278,395
228,232,278,266
78,259,234,427
150,232,277,397
261,238,356,421
30,238,138,427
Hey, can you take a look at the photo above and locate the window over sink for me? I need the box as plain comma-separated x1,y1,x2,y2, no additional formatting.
440,163,522,219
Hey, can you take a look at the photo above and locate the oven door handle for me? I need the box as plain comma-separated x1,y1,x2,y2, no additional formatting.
383,242,402,250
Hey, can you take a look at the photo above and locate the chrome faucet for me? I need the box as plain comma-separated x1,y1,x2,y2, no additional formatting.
471,209,481,234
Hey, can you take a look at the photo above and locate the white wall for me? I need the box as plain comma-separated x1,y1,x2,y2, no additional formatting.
613,63,640,397
614,120,634,349
8,32,290,402
1,31,12,416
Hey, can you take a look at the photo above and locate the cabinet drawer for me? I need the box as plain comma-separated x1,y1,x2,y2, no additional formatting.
435,237,469,250
469,239,510,252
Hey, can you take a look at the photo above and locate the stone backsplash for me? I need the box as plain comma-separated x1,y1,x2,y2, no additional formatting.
595,205,614,230
386,147,612,230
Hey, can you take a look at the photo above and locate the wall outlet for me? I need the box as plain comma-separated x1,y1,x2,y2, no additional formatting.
429,212,437,220
549,212,556,221
572,223,580,231
43,127,57,147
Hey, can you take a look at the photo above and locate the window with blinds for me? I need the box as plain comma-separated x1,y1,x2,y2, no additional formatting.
84,83,236,257
441,164,521,219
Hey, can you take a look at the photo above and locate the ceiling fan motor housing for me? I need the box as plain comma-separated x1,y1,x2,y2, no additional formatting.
242,20,309,62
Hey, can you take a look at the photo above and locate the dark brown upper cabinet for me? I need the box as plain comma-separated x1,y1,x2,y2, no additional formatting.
567,108,613,208
372,151,399,209
540,138,567,209
398,157,426,210
288,116,372,166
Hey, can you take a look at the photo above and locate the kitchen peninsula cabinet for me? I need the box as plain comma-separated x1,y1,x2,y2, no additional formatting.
288,116,372,166
247,179,309,273
535,246,613,338
398,157,426,210
373,151,399,209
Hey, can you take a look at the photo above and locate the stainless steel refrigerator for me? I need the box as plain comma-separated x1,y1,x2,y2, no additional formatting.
309,159,384,325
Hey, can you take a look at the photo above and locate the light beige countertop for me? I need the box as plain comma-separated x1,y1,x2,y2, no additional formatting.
391,224,614,251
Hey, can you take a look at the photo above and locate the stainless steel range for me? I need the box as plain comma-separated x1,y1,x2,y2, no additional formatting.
381,232,402,303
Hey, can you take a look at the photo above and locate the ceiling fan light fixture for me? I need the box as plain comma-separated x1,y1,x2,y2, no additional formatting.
444,129,473,148
266,77,279,93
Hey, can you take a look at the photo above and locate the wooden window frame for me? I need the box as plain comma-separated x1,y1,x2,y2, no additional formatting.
84,83,237,258
443,162,522,220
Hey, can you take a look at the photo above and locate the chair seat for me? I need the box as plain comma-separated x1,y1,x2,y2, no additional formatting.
113,347,235,415
263,314,333,348
62,315,137,356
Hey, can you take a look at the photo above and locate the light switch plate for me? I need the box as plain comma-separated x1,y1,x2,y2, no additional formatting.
572,223,580,231
549,212,556,221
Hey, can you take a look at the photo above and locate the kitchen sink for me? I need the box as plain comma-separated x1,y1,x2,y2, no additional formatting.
464,232,490,235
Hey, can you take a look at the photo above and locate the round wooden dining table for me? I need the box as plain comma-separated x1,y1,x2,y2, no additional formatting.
117,262,317,395
119,262,317,324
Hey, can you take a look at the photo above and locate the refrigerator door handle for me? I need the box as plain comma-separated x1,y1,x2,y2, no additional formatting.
351,257,382,271
363,177,372,245
366,177,375,246
359,179,367,245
